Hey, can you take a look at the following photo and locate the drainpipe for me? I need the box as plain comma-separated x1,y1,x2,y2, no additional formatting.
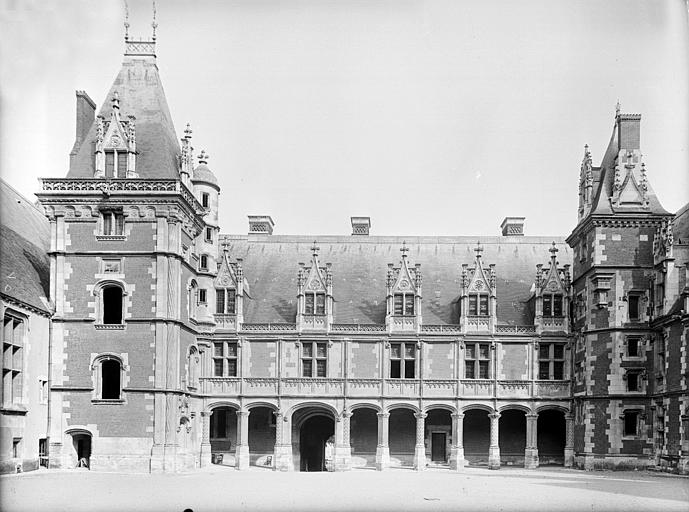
45,301,55,468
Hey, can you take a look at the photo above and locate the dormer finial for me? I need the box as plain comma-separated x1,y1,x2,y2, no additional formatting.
111,91,120,110
549,241,558,260
615,100,621,117
474,241,483,259
221,240,230,254
311,241,320,257
184,123,192,140
151,1,158,41
124,0,130,41
197,150,208,165
400,241,409,259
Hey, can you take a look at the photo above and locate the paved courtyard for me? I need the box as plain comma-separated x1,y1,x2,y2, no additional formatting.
1,466,687,512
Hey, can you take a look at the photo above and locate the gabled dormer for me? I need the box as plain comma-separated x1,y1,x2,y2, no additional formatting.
460,243,496,333
214,245,245,331
534,242,571,334
297,242,333,332
386,242,422,333
94,92,138,178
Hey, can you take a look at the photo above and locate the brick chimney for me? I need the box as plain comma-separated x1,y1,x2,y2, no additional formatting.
351,216,371,235
500,217,525,236
617,113,641,151
248,215,274,235
69,91,96,170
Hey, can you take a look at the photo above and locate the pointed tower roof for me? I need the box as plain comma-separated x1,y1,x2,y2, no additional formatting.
67,20,181,179
587,106,669,217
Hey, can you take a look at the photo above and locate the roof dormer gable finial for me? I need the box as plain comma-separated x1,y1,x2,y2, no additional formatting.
151,1,158,41
400,241,409,259
549,241,558,261
615,100,621,118
124,0,130,41
311,241,320,258
184,123,192,140
474,241,483,259
111,91,120,111
197,150,209,165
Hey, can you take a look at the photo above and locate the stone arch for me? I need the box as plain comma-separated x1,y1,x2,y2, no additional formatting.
423,403,457,414
92,279,128,324
498,403,533,414
535,403,570,414
385,403,421,414
65,427,93,469
461,403,495,414
205,400,241,413
246,401,279,412
348,402,383,413
287,401,339,423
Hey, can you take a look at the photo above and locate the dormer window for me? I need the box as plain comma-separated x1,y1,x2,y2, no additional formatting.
305,292,325,315
393,293,415,316
105,150,127,178
543,293,564,317
468,293,489,316
216,288,236,314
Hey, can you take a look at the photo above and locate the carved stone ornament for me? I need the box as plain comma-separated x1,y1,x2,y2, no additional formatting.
399,279,410,290
309,279,322,291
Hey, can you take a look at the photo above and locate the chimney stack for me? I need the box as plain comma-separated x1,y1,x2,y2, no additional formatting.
70,91,96,170
351,216,371,236
500,217,525,236
617,113,641,152
248,215,275,235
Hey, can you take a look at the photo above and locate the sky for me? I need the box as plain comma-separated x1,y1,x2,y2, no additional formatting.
1,0,688,237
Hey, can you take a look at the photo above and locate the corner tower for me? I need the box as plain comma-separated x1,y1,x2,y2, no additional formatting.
566,107,672,470
36,20,214,472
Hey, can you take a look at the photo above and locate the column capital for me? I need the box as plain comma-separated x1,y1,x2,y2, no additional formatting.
526,413,539,419
451,412,465,419
488,412,501,420
237,409,249,417
341,410,352,419
377,412,390,419
565,413,574,421
414,412,428,420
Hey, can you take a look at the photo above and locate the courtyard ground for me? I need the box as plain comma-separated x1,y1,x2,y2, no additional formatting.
0,465,687,512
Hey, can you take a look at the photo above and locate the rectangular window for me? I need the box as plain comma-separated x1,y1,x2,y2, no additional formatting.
2,314,23,405
216,289,237,314
117,152,128,177
389,342,416,378
316,293,325,315
465,342,490,379
393,293,415,316
624,411,640,436
212,341,238,377
200,255,208,270
12,438,21,458
468,294,489,316
205,227,213,243
626,336,640,357
538,343,565,380
628,294,640,321
543,294,564,317
304,293,325,315
302,342,327,377
201,192,210,208
105,151,115,177
627,372,640,392
101,211,124,236
198,289,207,304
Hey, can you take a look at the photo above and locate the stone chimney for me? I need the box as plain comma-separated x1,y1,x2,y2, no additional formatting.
617,113,641,151
70,91,96,170
500,217,525,236
351,216,371,236
248,215,274,235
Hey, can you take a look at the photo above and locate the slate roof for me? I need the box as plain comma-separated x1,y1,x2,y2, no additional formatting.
220,234,571,326
0,180,51,314
67,55,181,179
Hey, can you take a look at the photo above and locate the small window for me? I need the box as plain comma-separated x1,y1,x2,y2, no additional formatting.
543,294,564,317
302,342,327,377
105,151,115,177
626,371,640,392
304,292,326,315
465,342,490,379
628,294,641,321
201,192,210,208
468,294,489,316
100,359,121,400
205,227,213,243
200,255,208,270
623,410,640,436
390,342,416,378
3,314,24,405
216,288,236,314
393,293,415,316
102,286,123,324
12,438,21,458
102,211,124,236
626,336,640,357
199,289,207,304
213,341,238,377
538,343,565,380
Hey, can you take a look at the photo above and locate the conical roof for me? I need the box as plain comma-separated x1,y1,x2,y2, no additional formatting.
67,53,181,179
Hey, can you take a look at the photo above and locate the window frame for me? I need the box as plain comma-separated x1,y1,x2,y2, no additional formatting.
625,336,641,358
92,354,125,402
625,370,643,392
2,313,24,407
542,293,564,317
389,342,416,379
301,341,327,378
304,292,326,316
464,342,490,379
627,292,642,322
205,227,213,243
216,288,237,315
393,293,415,316
200,254,209,271
201,192,210,209
100,210,125,237
623,409,642,437
198,288,207,305
468,293,489,316
538,342,566,380
213,341,238,377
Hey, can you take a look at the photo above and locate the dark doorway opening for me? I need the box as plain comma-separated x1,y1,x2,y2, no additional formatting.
499,409,526,466
537,410,565,465
72,433,91,468
299,415,334,472
463,409,490,465
431,433,446,462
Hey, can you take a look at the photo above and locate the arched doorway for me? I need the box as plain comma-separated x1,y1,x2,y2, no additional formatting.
70,432,91,469
210,406,238,466
499,409,526,466
388,408,415,467
299,415,334,472
425,409,452,465
537,409,565,465
248,407,277,468
463,409,490,466
350,407,378,468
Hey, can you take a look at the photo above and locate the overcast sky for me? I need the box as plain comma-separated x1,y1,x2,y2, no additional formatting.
1,0,688,237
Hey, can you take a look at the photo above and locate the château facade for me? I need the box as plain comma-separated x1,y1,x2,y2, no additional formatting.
2,26,687,475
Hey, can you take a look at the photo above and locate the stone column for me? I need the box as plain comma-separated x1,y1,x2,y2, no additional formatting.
235,410,250,470
524,413,539,469
564,413,574,468
450,413,465,470
273,411,294,471
200,411,212,467
334,411,352,471
414,412,427,471
488,412,501,470
375,412,390,471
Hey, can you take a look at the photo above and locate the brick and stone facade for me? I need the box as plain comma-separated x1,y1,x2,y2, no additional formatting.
21,28,689,475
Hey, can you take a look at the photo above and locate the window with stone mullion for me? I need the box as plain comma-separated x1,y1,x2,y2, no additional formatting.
538,343,565,380
468,294,489,316
390,342,416,378
543,293,563,317
464,342,490,379
213,341,237,377
216,289,236,314
2,315,23,405
304,293,325,315
302,342,327,377
393,293,415,316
